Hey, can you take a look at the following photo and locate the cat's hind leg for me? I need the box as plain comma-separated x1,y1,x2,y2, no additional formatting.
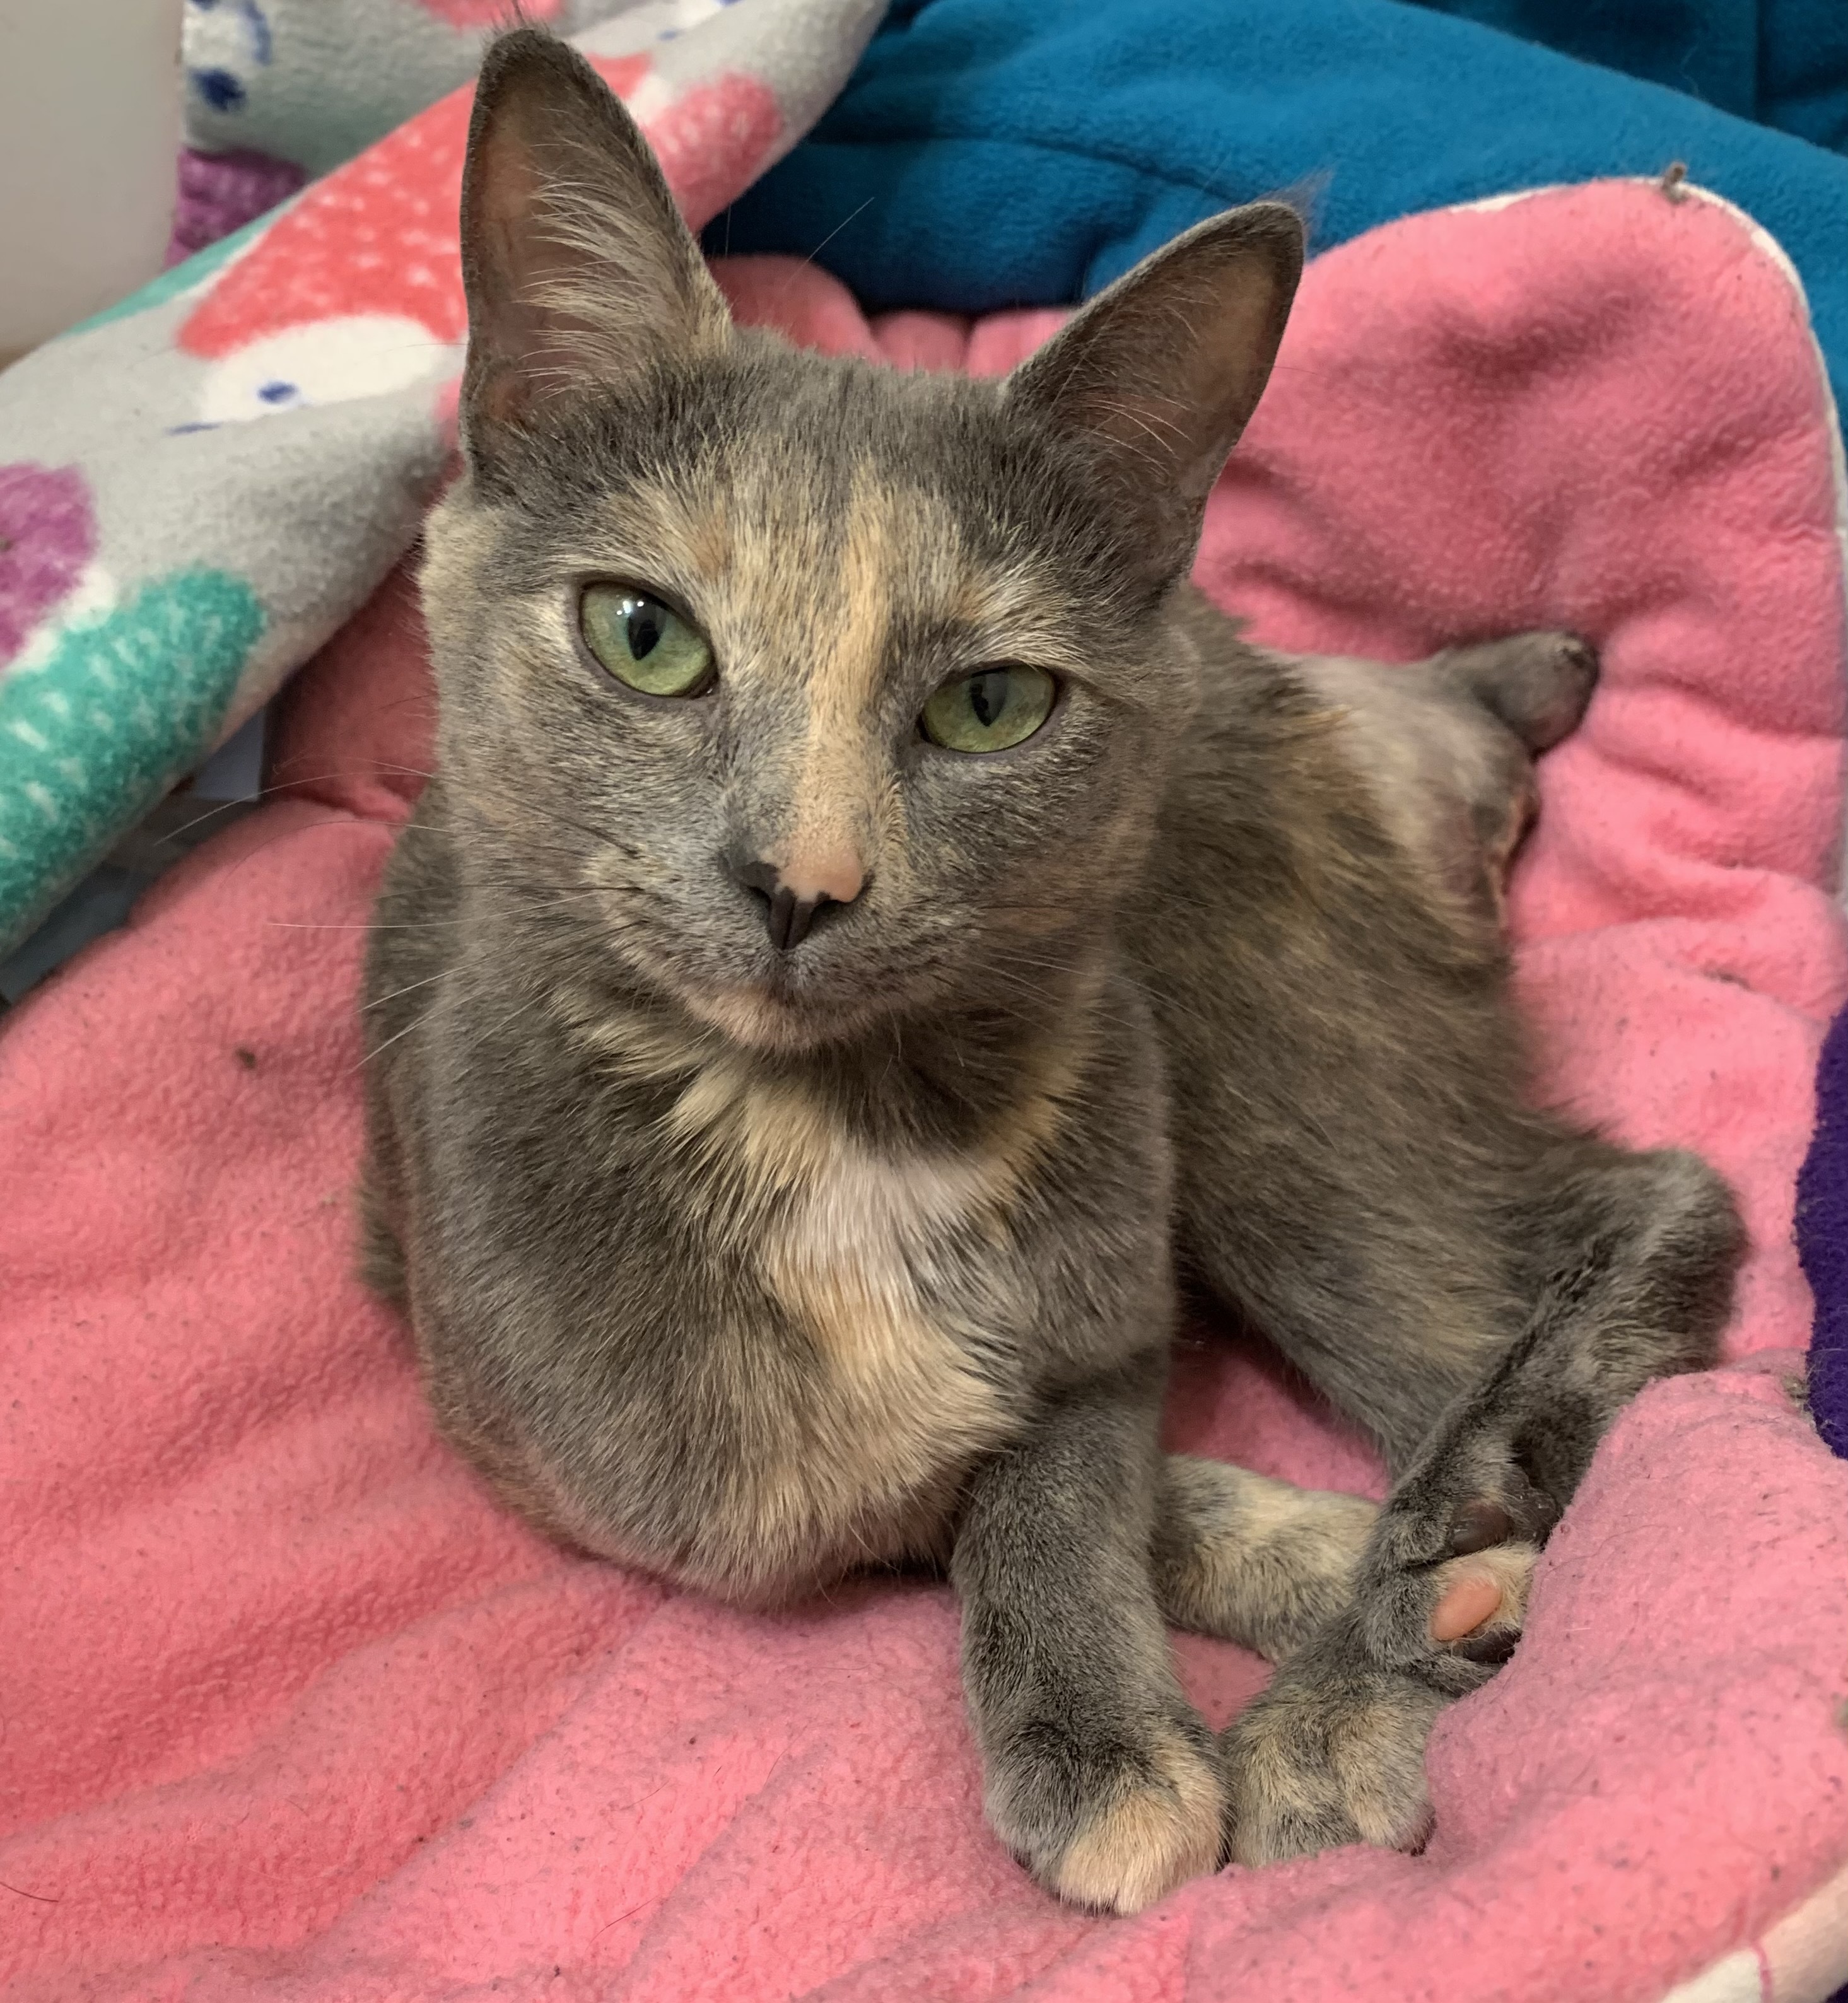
1290,630,1598,931
1222,1141,1743,1864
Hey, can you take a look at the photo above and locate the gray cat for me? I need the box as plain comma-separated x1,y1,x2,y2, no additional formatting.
360,29,1744,1914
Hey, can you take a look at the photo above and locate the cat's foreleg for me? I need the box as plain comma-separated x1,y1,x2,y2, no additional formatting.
952,1365,1225,1913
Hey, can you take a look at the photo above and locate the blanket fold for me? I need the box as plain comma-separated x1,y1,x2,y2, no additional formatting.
714,0,1848,427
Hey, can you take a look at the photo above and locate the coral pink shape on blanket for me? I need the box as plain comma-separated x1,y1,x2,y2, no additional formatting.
643,72,784,225
415,0,563,22
179,56,652,358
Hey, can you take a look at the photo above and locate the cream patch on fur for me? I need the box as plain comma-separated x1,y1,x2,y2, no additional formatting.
1159,1456,1377,1658
646,1039,1109,1585
549,984,719,1082
1051,1724,1225,1913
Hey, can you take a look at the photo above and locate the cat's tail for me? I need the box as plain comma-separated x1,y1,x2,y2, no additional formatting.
1150,1455,1377,1662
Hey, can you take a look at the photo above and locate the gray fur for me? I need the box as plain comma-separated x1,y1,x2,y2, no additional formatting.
360,30,1744,1910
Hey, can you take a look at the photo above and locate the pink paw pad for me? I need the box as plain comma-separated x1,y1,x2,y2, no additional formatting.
1430,1572,1505,1642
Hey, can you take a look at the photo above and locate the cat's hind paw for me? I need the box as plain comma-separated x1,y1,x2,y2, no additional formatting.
1426,1538,1535,1664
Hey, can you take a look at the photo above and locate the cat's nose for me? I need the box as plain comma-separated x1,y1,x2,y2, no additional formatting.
727,847,865,952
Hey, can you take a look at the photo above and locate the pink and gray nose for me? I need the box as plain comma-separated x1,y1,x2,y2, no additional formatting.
728,848,866,951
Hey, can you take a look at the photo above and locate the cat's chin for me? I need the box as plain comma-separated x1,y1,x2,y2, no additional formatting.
674,981,872,1055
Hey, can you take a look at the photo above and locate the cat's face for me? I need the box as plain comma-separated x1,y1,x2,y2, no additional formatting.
424,346,1205,1050
424,30,1300,1053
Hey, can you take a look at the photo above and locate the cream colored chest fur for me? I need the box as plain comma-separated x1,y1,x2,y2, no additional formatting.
672,1056,1026,1591
544,1019,1051,1597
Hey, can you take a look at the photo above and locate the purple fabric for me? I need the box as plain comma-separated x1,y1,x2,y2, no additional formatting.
0,463,95,667
166,146,308,266
1795,1001,1848,1459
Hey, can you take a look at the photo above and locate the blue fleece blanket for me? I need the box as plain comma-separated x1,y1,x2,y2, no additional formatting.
1415,0,1847,151
711,0,1848,416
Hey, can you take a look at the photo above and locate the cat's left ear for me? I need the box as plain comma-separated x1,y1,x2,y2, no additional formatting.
1005,203,1304,581
457,28,732,467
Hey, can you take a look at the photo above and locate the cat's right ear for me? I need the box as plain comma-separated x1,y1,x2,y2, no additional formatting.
457,28,731,468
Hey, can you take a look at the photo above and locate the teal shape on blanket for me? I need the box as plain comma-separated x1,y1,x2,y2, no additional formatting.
0,569,264,955
65,213,275,339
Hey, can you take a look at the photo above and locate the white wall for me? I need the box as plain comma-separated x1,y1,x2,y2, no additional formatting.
0,0,186,362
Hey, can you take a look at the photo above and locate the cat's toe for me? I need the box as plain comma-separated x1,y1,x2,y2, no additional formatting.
1440,628,1600,753
991,1715,1225,1913
1223,1660,1443,1866
1417,1469,1548,1660
1427,1540,1536,1662
1046,1730,1226,1913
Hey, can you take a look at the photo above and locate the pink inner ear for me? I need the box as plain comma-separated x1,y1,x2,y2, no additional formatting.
477,125,543,247
999,220,1298,515
469,107,559,339
462,59,734,420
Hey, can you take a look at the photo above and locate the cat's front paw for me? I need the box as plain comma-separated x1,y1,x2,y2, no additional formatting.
987,1711,1225,1913
1220,1473,1547,1869
1222,1645,1446,1866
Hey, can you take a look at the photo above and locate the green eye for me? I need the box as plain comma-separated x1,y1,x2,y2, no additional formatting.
580,583,715,697
920,664,1058,754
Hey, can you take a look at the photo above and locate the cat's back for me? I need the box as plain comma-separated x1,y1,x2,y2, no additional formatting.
1130,588,1541,1394
1137,585,1510,997
1137,590,1381,959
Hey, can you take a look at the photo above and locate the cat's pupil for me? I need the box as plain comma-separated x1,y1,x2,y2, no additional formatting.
628,603,664,660
969,670,1005,728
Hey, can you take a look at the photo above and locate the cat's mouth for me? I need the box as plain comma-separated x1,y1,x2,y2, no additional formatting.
629,918,949,1055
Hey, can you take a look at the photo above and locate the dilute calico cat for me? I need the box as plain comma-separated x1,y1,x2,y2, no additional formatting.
360,28,1745,1913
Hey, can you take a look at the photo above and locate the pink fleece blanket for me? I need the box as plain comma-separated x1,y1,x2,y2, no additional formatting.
5,180,1848,2003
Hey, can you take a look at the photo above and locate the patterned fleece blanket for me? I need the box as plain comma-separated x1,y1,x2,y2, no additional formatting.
0,0,884,964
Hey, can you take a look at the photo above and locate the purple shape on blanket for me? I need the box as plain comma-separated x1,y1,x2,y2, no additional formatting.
0,463,95,669
167,146,307,265
1794,999,1848,1459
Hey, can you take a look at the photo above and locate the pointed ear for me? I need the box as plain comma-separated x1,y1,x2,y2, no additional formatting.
458,28,731,463
1005,203,1304,580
